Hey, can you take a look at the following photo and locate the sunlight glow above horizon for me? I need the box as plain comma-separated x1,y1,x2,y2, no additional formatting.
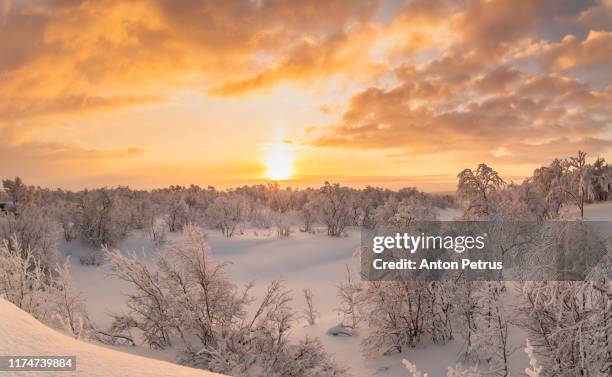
265,143,294,181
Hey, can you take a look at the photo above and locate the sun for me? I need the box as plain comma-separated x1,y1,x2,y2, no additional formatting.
265,143,294,180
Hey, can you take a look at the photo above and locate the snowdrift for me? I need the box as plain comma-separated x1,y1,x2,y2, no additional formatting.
0,299,226,377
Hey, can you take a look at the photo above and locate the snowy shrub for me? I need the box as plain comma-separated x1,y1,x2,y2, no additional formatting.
2,177,37,210
516,281,612,377
104,247,174,349
76,189,127,247
79,249,103,266
300,199,317,232
189,281,348,377
104,227,347,376
149,220,167,246
469,282,511,377
0,236,50,318
457,164,505,219
52,201,80,242
316,182,352,237
164,192,190,232
524,339,542,377
250,205,274,228
374,196,436,229
206,195,248,237
335,264,363,329
0,206,60,271
48,260,92,339
403,359,481,377
302,288,319,325
361,280,453,355
0,237,91,338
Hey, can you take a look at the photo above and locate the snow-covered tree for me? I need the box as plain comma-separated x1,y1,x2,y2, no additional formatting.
0,236,49,319
206,195,248,237
2,177,36,211
0,236,91,339
470,282,511,377
164,191,190,232
157,225,247,349
335,264,363,329
184,280,348,377
104,247,173,349
300,199,317,233
560,150,590,218
361,280,453,355
531,159,565,219
316,182,352,237
302,288,319,325
0,206,60,271
53,201,80,242
457,164,505,219
375,196,436,229
516,281,612,377
48,260,92,339
76,189,127,246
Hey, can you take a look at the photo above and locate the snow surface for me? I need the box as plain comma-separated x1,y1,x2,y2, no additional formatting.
5,203,609,377
0,299,227,377
57,207,472,377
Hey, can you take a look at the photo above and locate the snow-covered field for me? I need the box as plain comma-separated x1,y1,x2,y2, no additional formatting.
4,203,611,377
52,206,471,377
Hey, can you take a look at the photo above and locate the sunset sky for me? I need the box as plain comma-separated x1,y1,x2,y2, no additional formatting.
1,0,611,191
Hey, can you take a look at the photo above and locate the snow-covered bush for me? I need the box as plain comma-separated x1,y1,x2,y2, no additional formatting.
0,236,49,318
457,164,505,219
79,249,104,266
164,192,190,232
403,359,481,377
300,199,318,232
302,288,319,325
2,177,37,211
48,260,92,339
52,201,80,242
104,247,174,349
0,237,92,338
361,280,453,355
316,182,352,237
335,264,363,329
524,339,542,377
0,206,60,271
205,195,248,237
516,281,612,377
469,282,511,377
104,226,347,375
374,196,436,229
149,221,167,246
76,189,127,246
191,281,348,377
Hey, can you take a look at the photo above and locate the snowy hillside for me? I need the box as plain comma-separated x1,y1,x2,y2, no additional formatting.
0,299,227,377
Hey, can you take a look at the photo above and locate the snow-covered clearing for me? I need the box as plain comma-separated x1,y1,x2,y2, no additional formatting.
5,202,610,377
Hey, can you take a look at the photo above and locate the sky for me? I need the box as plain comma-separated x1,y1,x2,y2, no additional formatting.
1,0,611,192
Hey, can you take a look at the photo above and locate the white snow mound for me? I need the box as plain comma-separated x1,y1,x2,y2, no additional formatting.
0,299,226,377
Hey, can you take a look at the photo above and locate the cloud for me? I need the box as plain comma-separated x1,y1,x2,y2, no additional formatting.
311,60,612,164
0,0,383,116
208,28,385,95
306,0,612,166
537,30,612,72
451,0,537,56
2,0,612,184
